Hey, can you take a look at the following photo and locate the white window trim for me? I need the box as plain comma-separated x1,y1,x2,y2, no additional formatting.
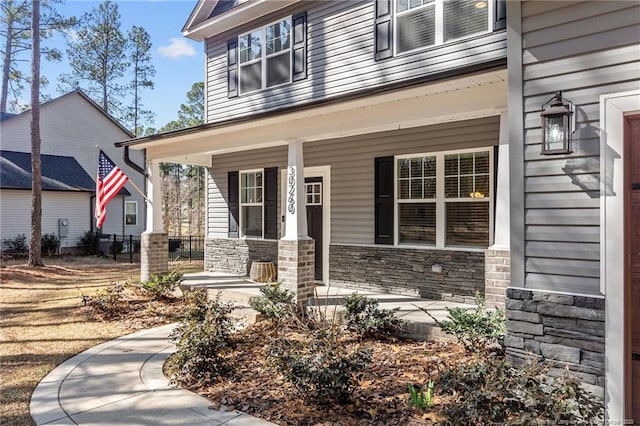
239,168,264,239
394,147,494,249
124,200,138,226
238,17,292,95
394,0,494,56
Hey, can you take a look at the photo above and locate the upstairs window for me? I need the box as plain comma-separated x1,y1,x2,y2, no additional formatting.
228,13,306,98
396,0,490,54
239,19,291,94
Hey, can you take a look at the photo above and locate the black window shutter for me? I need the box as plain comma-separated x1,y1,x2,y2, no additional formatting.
292,12,307,81
228,171,239,238
375,156,394,244
264,167,278,239
494,0,506,31
374,0,393,61
227,39,238,98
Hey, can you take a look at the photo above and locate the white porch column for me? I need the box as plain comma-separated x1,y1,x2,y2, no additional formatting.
141,159,167,281
485,108,511,308
493,108,510,249
283,139,310,240
279,139,314,305
145,159,164,233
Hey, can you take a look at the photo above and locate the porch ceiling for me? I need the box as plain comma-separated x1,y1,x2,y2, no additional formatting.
126,69,507,165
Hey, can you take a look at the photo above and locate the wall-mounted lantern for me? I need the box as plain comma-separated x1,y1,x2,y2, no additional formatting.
540,91,574,155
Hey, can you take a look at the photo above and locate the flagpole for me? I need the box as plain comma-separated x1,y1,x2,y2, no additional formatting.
96,144,150,203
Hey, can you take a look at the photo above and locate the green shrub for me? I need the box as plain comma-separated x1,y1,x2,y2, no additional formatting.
82,282,127,318
437,357,603,425
268,327,371,405
343,293,407,338
408,380,434,410
249,282,296,323
166,290,235,386
41,233,60,256
78,231,97,255
4,234,27,252
141,269,183,299
417,292,505,352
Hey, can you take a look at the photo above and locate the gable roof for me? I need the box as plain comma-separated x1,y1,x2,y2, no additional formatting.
0,150,129,195
0,90,134,138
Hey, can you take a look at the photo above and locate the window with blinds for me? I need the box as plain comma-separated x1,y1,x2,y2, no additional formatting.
239,19,291,94
395,149,492,248
395,0,490,54
240,171,263,237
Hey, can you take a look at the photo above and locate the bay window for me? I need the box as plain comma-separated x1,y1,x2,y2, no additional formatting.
395,149,492,248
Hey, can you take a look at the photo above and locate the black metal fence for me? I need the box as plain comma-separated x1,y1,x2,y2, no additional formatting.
168,235,204,265
94,233,141,263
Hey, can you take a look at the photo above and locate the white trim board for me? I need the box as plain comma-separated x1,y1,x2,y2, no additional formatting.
600,90,640,421
281,165,331,284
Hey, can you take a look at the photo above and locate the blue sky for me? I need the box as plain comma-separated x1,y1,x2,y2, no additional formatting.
35,0,205,130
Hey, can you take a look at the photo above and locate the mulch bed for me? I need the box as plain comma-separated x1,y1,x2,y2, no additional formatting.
177,321,468,426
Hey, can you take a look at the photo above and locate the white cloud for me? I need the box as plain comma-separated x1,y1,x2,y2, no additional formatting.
158,38,197,59
62,28,80,42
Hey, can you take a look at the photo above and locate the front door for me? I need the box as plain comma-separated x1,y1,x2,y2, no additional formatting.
625,114,640,421
305,177,323,281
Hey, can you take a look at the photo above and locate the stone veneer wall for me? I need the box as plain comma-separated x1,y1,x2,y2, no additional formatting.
505,288,605,394
204,238,278,276
141,232,168,282
329,244,485,302
485,248,510,309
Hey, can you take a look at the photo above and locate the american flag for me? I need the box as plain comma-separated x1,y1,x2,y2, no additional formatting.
95,150,129,229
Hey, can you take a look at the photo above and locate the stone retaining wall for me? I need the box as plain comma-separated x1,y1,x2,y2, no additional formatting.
504,288,605,394
204,238,278,276
329,244,485,301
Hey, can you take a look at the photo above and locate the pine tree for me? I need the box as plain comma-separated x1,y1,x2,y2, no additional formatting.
126,25,155,135
0,0,75,112
61,0,127,115
28,0,43,266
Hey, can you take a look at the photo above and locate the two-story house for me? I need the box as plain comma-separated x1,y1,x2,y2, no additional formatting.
1,91,146,251
117,0,640,419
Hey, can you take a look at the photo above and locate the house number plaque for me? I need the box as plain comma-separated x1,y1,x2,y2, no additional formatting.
288,167,296,214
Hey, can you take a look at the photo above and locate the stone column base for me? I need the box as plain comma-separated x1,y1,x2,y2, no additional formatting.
278,239,315,305
485,247,510,309
141,232,168,282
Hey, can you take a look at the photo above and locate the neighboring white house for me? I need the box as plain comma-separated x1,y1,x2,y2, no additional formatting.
0,90,146,250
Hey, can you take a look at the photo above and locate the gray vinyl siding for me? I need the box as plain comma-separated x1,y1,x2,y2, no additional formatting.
207,116,500,243
518,0,640,295
204,0,507,122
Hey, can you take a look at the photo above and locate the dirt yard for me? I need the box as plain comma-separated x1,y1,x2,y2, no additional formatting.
0,257,185,426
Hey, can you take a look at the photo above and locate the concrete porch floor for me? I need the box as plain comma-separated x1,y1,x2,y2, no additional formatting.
182,271,476,341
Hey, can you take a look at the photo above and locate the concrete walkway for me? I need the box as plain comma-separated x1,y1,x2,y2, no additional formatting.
30,323,275,426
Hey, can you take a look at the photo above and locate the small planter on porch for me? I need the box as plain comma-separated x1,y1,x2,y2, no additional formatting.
250,261,276,283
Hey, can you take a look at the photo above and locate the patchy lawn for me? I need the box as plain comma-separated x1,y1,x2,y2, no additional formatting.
0,257,187,426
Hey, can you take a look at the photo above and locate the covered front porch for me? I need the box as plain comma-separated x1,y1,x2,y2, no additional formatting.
117,68,511,307
181,271,476,341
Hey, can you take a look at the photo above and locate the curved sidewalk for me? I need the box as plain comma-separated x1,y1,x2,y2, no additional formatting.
30,323,275,425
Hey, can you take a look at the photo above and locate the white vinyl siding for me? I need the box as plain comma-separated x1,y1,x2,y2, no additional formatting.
0,92,145,237
0,190,91,249
205,0,506,122
207,116,499,245
517,0,640,295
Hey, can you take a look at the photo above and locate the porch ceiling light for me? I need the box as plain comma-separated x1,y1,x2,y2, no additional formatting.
540,90,574,155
